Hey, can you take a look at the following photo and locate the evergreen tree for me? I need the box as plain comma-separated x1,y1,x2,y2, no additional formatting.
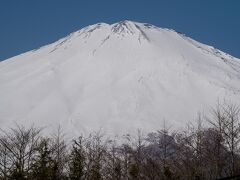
30,138,53,180
129,162,139,180
10,162,26,180
68,137,86,180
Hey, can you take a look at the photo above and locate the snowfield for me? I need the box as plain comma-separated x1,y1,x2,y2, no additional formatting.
0,20,240,136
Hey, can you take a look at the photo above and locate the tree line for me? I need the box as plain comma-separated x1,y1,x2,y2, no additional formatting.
0,102,240,180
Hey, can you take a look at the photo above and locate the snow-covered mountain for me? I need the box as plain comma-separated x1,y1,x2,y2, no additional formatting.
0,20,240,135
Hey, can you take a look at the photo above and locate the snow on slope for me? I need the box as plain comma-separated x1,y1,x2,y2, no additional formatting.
0,20,240,136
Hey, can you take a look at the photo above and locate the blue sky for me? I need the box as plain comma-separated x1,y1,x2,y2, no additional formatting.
0,0,239,61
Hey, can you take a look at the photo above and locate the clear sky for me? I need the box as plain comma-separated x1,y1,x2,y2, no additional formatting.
0,0,239,61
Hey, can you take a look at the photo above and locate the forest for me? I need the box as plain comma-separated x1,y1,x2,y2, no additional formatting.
0,102,240,180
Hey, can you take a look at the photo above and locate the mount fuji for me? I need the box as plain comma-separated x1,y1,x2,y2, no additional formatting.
0,20,240,135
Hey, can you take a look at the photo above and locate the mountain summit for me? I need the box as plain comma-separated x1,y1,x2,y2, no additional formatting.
0,21,240,135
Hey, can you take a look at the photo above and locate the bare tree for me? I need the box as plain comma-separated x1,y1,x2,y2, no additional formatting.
0,136,12,179
103,138,122,180
50,126,68,180
84,131,108,180
0,125,41,179
208,102,240,176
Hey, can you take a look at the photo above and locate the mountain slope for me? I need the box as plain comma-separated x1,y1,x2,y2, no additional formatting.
0,21,240,135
